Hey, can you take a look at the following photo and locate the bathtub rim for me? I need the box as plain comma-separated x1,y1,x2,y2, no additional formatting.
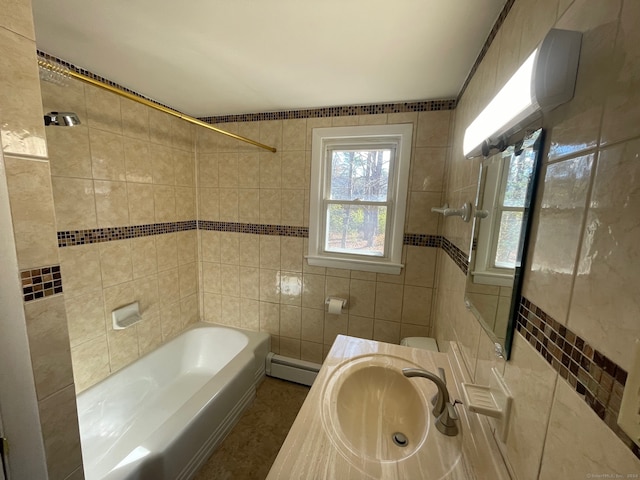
76,322,271,396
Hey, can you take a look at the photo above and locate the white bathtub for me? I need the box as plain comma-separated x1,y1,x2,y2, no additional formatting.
76,323,270,480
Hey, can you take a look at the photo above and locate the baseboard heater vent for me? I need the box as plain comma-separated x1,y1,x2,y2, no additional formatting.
265,353,321,387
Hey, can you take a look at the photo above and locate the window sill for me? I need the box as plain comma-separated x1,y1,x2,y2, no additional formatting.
470,270,514,287
306,255,403,275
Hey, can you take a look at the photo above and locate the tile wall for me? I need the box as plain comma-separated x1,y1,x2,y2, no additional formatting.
196,111,450,362
39,60,453,389
0,0,83,478
41,77,200,392
12,0,639,478
434,0,640,477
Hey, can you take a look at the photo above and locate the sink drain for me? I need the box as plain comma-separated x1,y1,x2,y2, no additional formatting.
392,432,408,447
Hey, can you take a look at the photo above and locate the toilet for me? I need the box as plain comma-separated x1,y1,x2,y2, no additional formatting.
400,337,439,352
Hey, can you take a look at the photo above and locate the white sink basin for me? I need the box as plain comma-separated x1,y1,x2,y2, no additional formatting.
267,336,511,480
321,353,463,477
331,362,427,460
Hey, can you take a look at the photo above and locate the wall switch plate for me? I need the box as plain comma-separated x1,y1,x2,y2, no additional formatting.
618,339,640,447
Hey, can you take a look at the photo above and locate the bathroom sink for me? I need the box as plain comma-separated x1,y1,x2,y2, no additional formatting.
323,357,428,461
268,336,511,480
321,353,464,479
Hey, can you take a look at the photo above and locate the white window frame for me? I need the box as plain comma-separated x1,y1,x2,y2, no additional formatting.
307,124,412,274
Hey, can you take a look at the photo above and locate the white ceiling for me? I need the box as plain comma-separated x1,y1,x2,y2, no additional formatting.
31,0,506,118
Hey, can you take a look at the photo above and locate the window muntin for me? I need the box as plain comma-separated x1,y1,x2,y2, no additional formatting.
308,125,412,274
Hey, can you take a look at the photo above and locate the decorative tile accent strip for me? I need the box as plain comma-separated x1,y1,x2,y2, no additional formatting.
199,100,457,124
441,237,470,275
198,221,309,237
403,233,441,248
198,223,447,245
38,50,184,115
58,220,448,246
457,0,516,101
58,221,197,247
517,297,639,460
21,265,63,302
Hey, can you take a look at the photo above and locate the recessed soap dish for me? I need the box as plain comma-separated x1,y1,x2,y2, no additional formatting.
112,301,142,330
460,367,512,442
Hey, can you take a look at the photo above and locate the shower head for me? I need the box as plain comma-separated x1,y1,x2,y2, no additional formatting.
44,111,81,126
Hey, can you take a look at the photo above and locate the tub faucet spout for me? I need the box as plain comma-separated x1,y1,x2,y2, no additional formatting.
402,367,459,436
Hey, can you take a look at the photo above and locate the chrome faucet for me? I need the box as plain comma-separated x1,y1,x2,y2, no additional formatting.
402,367,459,436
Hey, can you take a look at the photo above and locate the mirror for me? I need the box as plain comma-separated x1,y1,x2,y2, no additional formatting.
465,128,544,360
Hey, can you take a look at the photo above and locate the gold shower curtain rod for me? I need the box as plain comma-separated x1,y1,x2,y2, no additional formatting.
37,58,277,153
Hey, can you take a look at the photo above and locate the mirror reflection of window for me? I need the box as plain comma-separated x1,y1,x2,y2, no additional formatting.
493,149,534,268
473,137,537,286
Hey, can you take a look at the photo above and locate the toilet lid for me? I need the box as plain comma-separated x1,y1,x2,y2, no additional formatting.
400,337,439,352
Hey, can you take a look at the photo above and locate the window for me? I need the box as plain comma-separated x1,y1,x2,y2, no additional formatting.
307,124,412,274
473,142,535,286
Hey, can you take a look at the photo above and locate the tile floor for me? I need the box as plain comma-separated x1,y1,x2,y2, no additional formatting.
194,377,310,480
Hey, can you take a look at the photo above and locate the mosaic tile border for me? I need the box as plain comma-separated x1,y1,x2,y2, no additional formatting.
57,221,197,247
198,221,309,237
38,51,184,115
457,0,516,101
20,265,63,302
441,237,470,275
198,100,457,124
59,220,451,247
517,297,639,460
403,233,441,248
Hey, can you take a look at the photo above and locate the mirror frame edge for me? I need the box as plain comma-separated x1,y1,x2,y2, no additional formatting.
503,128,545,360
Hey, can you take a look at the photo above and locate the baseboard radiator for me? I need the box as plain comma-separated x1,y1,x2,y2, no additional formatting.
265,353,321,387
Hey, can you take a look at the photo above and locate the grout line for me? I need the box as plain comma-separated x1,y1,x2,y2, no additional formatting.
535,371,561,479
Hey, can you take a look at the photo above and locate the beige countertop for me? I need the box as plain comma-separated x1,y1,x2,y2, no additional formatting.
267,335,511,479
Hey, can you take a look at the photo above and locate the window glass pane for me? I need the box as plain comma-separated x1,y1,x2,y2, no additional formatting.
494,211,523,268
325,204,387,256
329,149,391,201
503,152,534,207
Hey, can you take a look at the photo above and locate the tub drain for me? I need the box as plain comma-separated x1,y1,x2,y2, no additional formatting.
392,432,408,447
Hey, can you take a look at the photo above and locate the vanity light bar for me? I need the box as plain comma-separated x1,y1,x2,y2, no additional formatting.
463,29,582,158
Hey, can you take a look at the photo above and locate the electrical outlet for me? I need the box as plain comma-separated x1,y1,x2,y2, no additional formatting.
618,339,640,447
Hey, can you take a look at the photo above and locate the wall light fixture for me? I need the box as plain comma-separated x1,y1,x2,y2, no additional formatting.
463,29,582,158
